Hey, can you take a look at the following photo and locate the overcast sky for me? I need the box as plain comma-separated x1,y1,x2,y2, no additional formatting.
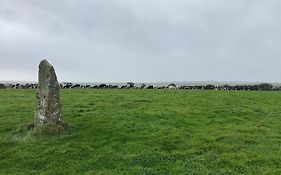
0,0,280,82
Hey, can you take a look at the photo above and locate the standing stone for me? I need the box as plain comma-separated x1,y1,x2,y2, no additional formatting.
33,59,65,129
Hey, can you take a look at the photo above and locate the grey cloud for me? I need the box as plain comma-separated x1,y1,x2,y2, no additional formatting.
0,0,281,82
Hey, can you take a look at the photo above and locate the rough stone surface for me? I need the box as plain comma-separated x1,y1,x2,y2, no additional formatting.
33,59,65,128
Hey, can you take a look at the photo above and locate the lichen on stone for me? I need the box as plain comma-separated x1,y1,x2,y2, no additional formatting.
33,59,66,130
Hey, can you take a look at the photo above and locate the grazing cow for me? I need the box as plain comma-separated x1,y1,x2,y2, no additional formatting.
179,86,189,90
98,84,108,89
222,85,231,90
0,84,6,89
140,84,146,89
257,83,273,91
234,85,247,90
204,84,215,90
147,85,154,89
192,86,202,90
157,86,165,89
13,83,20,89
126,82,135,89
120,85,127,89
20,84,28,89
167,83,177,89
61,82,73,89
92,85,98,89
249,85,258,91
72,84,81,88
28,83,37,89
108,84,119,89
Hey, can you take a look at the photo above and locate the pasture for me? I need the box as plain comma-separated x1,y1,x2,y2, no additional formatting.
1,89,281,174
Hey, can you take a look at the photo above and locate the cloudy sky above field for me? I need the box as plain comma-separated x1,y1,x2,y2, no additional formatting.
0,0,281,82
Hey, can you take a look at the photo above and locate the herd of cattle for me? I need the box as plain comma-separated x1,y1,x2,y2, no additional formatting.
0,82,278,91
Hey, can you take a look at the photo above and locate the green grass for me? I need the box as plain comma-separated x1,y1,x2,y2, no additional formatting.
1,89,281,174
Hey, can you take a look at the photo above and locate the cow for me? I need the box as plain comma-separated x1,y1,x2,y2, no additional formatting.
179,86,189,90
92,85,98,89
140,84,146,89
204,84,215,90
61,82,73,89
72,84,81,88
120,85,127,89
0,84,6,89
98,84,108,89
126,82,135,89
167,83,177,89
157,86,165,89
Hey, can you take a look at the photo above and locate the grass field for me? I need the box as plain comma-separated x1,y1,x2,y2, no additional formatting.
1,89,281,174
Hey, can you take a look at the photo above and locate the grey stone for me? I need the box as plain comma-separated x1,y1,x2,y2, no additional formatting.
33,59,65,129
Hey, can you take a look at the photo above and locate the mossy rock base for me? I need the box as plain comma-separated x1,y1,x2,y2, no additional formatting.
16,123,73,137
